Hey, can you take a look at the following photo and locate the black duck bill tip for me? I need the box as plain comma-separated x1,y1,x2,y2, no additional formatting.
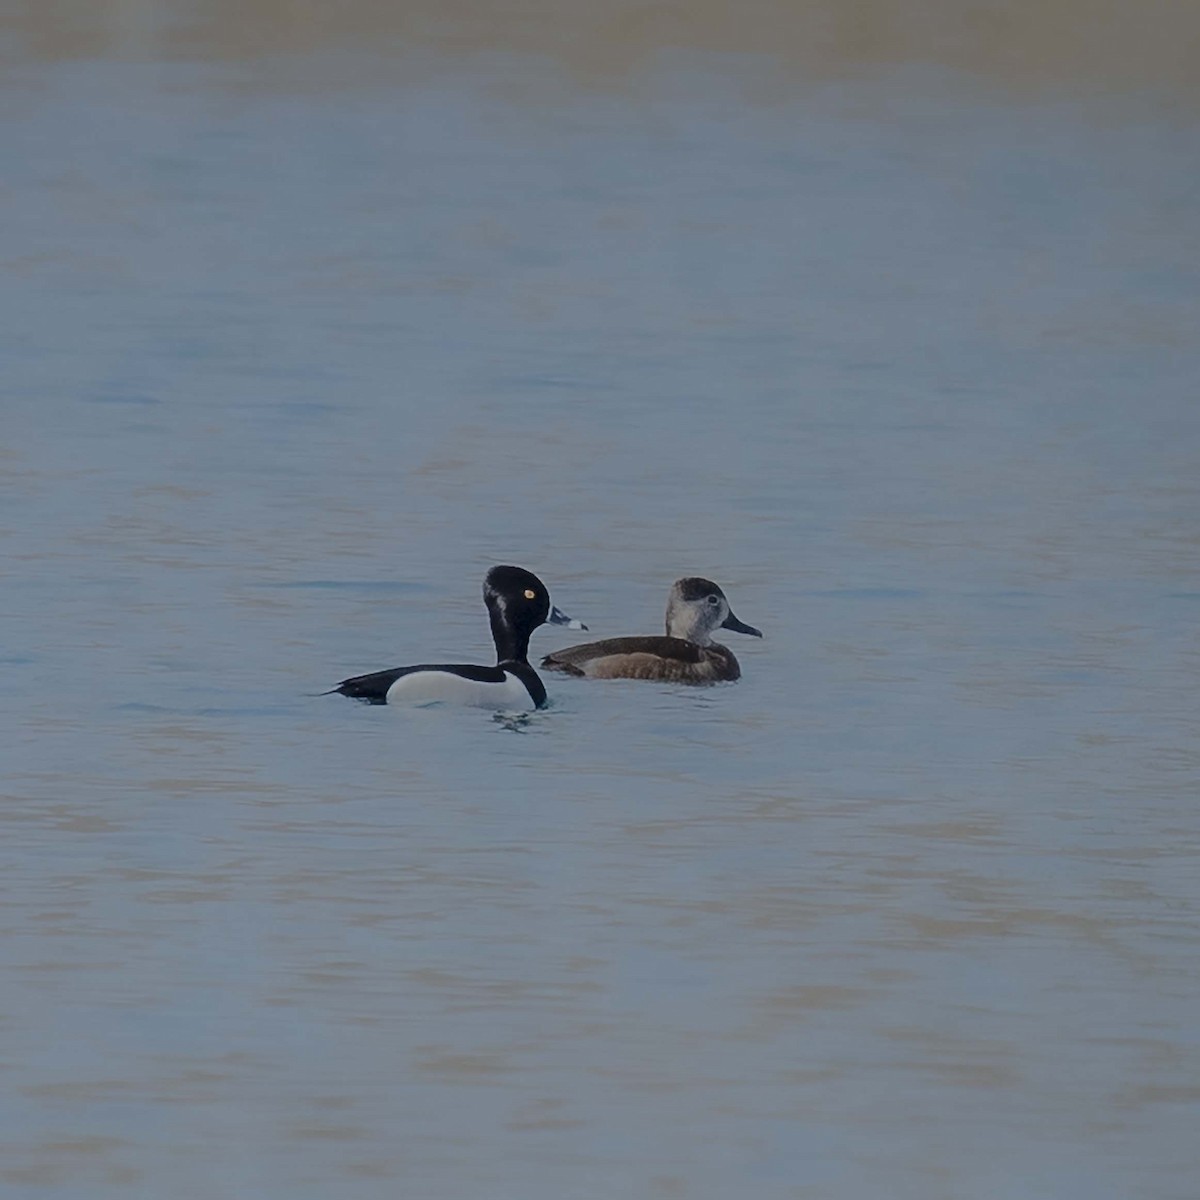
721,611,762,638
548,605,587,631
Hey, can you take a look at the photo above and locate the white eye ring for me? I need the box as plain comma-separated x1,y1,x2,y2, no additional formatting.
707,595,720,605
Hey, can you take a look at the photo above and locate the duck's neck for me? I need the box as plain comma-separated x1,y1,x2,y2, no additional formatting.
490,606,531,664
665,609,712,645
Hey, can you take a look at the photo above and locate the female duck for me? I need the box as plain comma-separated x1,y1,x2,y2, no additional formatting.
541,576,761,684
329,565,585,710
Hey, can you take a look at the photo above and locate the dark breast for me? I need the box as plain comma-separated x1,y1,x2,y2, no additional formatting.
542,637,740,683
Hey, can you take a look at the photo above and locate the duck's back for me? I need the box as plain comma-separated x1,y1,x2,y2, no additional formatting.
541,636,739,683
332,662,543,709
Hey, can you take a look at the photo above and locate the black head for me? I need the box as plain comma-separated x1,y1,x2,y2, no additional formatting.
484,565,585,664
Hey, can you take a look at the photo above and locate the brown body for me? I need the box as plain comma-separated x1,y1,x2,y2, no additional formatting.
542,636,741,683
540,577,761,685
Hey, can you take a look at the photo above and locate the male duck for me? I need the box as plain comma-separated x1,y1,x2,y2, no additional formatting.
329,565,585,710
541,576,761,684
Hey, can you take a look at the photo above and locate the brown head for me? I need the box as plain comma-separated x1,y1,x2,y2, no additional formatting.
664,577,762,645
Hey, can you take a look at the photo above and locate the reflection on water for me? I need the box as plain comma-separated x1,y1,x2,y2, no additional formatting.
1,9,1199,1200
5,0,1200,105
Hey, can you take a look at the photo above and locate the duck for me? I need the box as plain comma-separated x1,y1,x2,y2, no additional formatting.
328,565,585,710
540,576,761,684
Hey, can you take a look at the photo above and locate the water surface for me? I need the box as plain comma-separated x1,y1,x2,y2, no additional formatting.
2,16,1199,1200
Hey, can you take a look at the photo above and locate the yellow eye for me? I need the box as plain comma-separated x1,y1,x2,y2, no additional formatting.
524,589,536,600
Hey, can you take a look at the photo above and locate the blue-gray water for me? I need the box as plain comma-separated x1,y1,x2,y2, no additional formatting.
3,34,1200,1200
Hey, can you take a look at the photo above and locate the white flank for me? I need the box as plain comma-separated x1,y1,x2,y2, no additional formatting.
385,669,535,711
